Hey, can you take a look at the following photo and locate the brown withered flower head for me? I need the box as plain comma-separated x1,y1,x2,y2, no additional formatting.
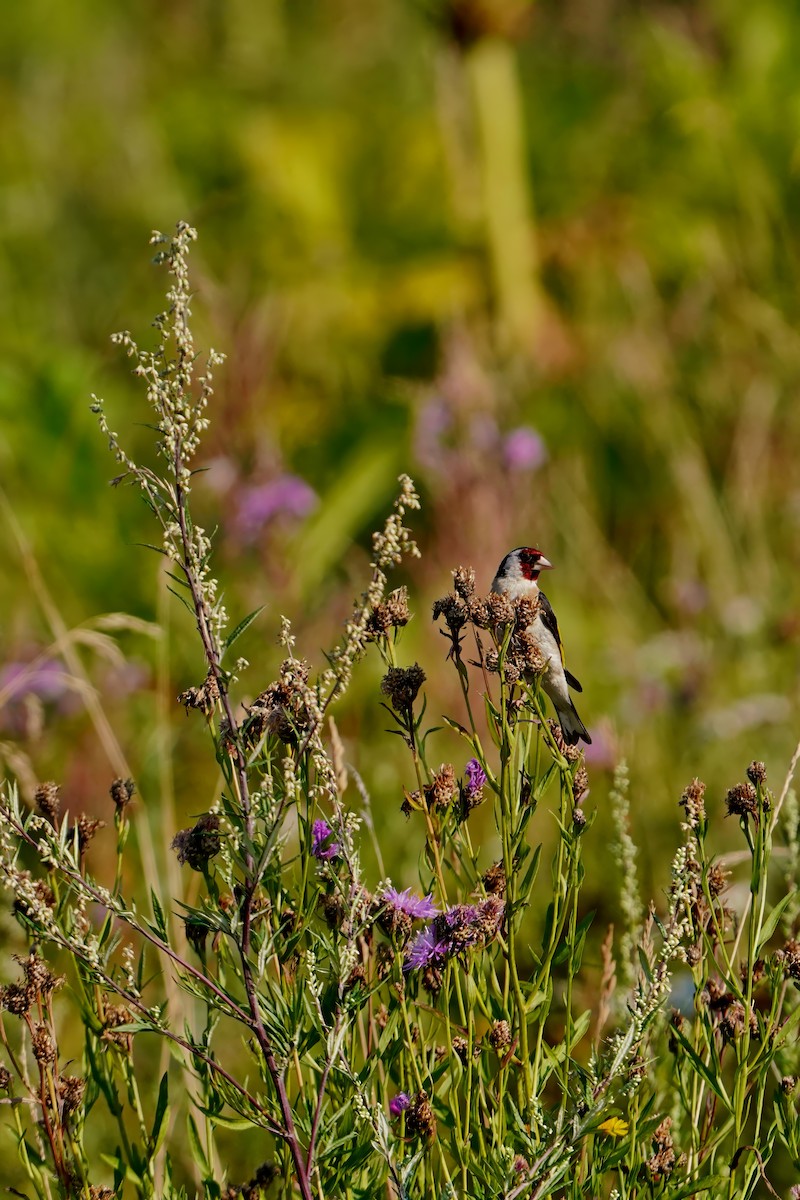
172,813,221,871
246,659,312,746
381,663,426,712
547,719,581,763
425,763,457,811
110,777,136,813
0,1066,11,1091
647,1117,677,1181
77,813,105,852
488,1019,512,1053
725,781,757,821
747,760,767,787
35,781,61,826
482,861,506,896
102,1005,134,1052
406,1090,437,1140
366,587,410,639
58,1075,86,1115
32,1023,56,1065
178,669,220,716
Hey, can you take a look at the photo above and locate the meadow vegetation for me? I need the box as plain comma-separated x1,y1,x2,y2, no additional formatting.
1,2,800,1195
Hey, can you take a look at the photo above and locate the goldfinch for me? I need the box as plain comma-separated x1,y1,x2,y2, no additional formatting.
491,546,591,746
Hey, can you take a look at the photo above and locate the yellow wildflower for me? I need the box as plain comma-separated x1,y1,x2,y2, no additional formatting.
598,1117,629,1138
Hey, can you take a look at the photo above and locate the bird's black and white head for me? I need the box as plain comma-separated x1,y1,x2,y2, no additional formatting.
492,546,554,595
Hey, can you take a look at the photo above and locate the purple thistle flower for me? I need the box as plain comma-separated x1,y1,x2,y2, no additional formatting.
464,758,487,798
389,1092,411,1118
311,819,340,861
382,886,439,920
404,924,449,972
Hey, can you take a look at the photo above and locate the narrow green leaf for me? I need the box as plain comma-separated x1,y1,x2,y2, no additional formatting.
150,1071,170,1155
669,1024,731,1108
756,891,796,953
186,1114,211,1177
223,605,265,654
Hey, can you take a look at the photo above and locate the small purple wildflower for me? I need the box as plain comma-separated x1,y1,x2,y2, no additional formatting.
503,426,547,472
404,924,449,972
382,886,439,920
404,897,505,972
311,819,340,861
464,758,487,798
389,1092,411,1118
233,475,317,543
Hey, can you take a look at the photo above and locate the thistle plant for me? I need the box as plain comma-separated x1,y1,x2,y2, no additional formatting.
1,224,799,1199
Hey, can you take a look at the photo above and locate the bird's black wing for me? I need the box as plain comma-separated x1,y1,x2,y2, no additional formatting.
539,590,583,692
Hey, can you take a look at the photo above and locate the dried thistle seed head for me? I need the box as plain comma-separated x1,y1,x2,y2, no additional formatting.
452,566,476,602
366,587,411,639
476,895,505,943
421,964,443,996
406,1090,437,1140
0,1066,10,1090
376,945,395,981
35,781,61,825
482,861,506,896
32,1023,56,1065
572,766,589,803
178,669,220,715
58,1075,86,1114
485,592,515,628
1,983,31,1016
513,594,540,628
21,952,61,997
747,760,767,786
171,813,221,870
432,592,469,635
380,663,425,711
89,1188,115,1200
572,807,587,830
76,814,105,851
547,719,581,762
725,781,757,819
426,764,457,810
706,861,730,897
719,999,757,1041
102,1005,134,1051
488,1019,512,1052
647,1117,676,1181
679,778,706,828
110,777,136,812
781,1075,797,1094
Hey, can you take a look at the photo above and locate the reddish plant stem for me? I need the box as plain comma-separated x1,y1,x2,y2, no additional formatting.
172,456,313,1200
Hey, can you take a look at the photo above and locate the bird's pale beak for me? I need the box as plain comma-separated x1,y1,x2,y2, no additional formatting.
537,556,554,571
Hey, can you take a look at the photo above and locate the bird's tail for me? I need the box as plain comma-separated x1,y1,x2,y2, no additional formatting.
556,699,591,746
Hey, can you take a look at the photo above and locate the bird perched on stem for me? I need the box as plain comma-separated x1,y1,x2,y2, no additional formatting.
491,546,591,746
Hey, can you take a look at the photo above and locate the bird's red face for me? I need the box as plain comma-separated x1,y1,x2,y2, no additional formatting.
516,547,554,580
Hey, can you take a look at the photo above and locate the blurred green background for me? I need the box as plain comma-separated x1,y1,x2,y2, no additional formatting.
2,0,800,929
